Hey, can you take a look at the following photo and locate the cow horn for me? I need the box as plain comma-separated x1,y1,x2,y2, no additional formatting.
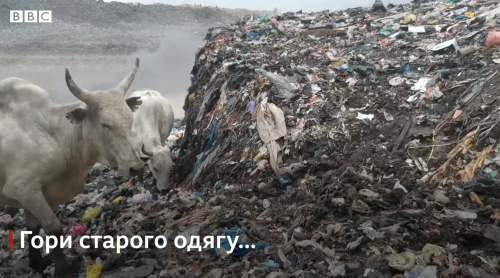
142,143,153,157
116,57,140,94
65,68,92,103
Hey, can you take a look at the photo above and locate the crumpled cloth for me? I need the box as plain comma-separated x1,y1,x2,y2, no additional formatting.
256,97,286,175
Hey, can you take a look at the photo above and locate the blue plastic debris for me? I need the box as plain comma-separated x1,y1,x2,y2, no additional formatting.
242,31,258,39
333,64,349,70
403,64,410,76
191,120,218,185
257,260,280,271
194,192,207,197
278,177,292,187
379,29,392,37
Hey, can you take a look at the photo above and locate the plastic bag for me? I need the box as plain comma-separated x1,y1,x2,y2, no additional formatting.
82,206,102,222
486,31,500,47
71,222,87,235
129,190,152,204
86,264,103,278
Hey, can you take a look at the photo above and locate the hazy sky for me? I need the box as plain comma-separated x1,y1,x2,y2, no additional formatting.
106,0,412,13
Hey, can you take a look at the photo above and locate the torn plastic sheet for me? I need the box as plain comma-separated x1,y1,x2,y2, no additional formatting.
425,72,442,90
407,93,421,102
404,265,437,278
408,25,426,33
431,38,459,52
389,31,401,39
255,68,297,100
357,113,374,121
411,77,431,92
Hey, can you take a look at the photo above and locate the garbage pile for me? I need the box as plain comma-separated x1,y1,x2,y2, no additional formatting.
6,0,500,277
174,0,500,276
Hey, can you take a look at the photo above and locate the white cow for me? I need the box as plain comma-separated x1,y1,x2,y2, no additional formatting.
129,90,175,191
0,58,145,278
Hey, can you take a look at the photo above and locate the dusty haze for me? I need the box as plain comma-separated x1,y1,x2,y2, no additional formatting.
0,28,201,118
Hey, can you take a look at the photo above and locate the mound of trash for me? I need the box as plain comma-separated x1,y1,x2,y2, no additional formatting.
6,0,500,278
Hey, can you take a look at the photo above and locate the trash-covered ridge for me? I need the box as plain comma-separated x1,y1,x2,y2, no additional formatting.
6,0,500,277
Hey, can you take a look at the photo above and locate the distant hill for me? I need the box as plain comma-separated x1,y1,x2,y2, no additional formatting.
0,0,273,55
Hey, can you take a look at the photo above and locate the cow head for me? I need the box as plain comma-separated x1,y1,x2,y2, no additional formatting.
141,138,174,191
64,58,145,177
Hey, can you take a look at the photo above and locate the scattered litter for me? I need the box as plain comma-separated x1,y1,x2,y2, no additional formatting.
5,1,500,277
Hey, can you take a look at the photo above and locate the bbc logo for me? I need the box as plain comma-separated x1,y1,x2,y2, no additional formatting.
10,10,52,23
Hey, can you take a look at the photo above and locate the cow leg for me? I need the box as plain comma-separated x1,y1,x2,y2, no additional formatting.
2,187,80,278
49,204,80,278
25,211,48,274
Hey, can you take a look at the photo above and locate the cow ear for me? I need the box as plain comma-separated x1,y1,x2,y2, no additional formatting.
126,96,142,112
65,107,87,125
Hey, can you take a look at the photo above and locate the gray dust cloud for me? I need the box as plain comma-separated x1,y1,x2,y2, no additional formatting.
0,27,204,118
123,28,204,118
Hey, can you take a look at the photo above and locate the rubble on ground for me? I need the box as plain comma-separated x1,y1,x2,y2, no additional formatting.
6,0,500,277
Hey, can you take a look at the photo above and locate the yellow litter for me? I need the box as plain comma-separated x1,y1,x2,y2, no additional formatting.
464,12,475,18
469,192,484,207
422,243,446,256
86,264,103,278
81,206,102,222
329,61,345,67
253,153,266,162
253,146,269,162
272,44,285,49
112,196,125,204
404,14,417,24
